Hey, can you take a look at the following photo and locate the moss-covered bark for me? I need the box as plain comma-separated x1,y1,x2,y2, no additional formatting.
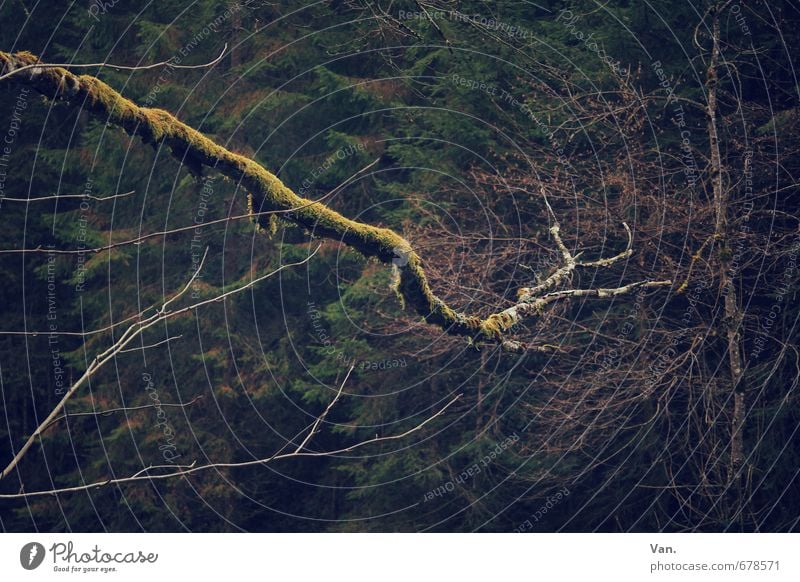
0,51,666,347
0,52,497,337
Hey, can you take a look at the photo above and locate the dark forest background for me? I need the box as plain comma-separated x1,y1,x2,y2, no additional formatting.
1,0,798,532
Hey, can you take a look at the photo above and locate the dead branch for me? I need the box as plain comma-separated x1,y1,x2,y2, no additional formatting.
0,44,228,83
0,50,671,352
0,246,320,480
1,190,134,203
0,388,461,499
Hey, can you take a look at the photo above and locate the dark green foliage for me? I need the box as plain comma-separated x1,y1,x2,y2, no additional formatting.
1,0,798,532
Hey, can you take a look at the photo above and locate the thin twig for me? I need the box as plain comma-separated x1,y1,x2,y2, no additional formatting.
0,158,379,256
0,45,227,82
0,393,461,498
0,247,319,480
39,395,204,434
294,365,354,454
118,334,182,353
1,190,134,203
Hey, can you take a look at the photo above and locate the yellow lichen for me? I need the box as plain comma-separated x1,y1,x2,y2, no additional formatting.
480,312,516,339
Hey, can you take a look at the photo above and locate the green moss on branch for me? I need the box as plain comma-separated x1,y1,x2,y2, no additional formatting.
0,50,500,341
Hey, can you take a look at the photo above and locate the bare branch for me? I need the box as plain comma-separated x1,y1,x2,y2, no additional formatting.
0,392,461,499
38,395,204,434
118,335,183,353
0,159,379,257
0,50,671,352
0,190,134,203
0,246,320,480
0,45,227,82
294,365,354,454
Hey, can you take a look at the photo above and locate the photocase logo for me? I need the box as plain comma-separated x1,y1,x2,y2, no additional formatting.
20,542,46,570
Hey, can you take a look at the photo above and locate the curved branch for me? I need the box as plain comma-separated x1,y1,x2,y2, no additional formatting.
0,158,378,257
0,51,671,347
0,247,319,480
39,395,204,434
0,392,461,499
1,190,134,203
0,44,227,82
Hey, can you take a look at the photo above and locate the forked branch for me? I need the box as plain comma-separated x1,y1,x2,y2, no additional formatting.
0,246,320,481
0,370,461,499
0,51,671,350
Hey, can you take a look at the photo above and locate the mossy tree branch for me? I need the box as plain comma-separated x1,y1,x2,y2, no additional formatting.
0,51,671,350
